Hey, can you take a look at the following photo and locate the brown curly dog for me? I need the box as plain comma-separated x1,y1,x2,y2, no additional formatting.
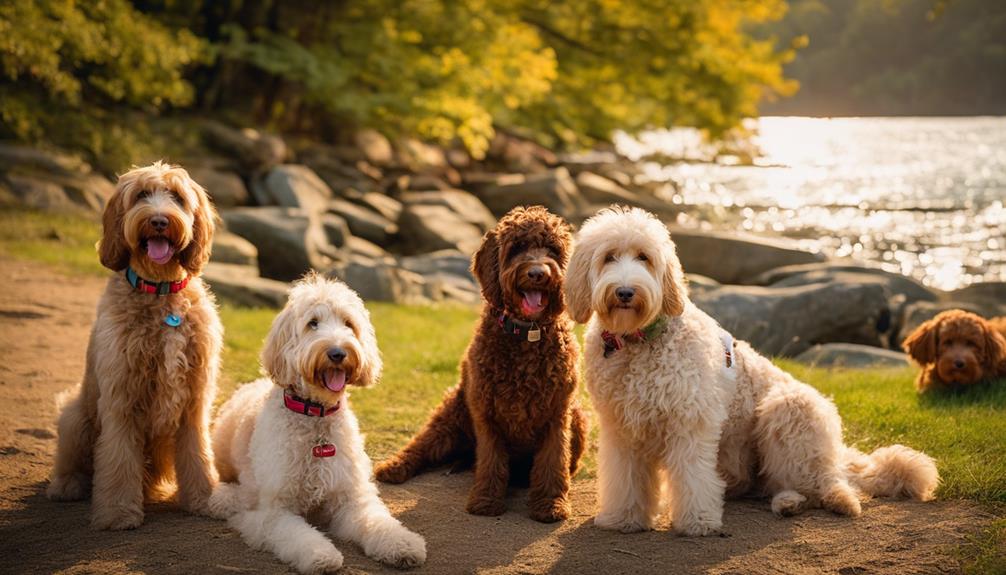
375,206,587,523
46,162,222,530
902,309,1006,392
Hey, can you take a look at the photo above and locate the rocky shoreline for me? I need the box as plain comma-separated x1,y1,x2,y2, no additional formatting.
1,125,1003,366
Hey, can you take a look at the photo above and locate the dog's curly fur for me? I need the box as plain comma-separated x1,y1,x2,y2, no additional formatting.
374,206,588,523
209,275,425,574
566,206,939,536
47,162,222,530
902,309,1006,392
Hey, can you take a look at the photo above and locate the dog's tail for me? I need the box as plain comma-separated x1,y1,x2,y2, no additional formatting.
842,444,939,501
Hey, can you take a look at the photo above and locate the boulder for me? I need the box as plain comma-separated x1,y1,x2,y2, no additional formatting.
401,190,496,232
685,273,721,296
350,191,402,222
752,262,938,305
320,213,350,248
692,282,891,357
399,203,484,255
0,144,91,177
486,132,557,172
203,263,289,308
221,207,335,281
4,174,79,212
669,227,826,285
345,235,393,260
188,167,248,208
328,198,397,244
58,173,115,211
354,129,394,166
423,274,480,304
261,165,333,214
474,168,584,221
203,122,286,172
399,174,451,191
211,231,258,266
947,282,1006,311
400,249,474,280
328,256,427,303
794,343,910,368
574,171,645,206
395,138,448,173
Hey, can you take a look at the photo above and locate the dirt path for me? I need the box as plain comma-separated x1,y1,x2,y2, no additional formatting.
0,256,997,575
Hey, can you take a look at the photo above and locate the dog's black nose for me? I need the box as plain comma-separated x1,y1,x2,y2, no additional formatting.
616,287,635,303
953,359,965,369
150,215,169,231
327,347,347,363
527,266,547,282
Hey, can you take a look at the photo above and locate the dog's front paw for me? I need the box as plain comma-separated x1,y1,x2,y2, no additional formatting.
207,484,242,519
673,518,723,537
528,497,570,523
299,546,344,575
91,504,144,531
594,512,652,533
370,528,427,569
47,473,89,501
466,495,506,517
374,459,413,485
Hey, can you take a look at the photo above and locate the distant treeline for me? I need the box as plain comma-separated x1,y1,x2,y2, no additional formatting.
762,0,1006,116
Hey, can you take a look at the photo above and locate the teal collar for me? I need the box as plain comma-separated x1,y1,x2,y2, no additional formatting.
125,266,190,296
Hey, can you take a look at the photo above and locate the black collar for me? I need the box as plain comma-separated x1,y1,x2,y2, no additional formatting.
498,314,544,342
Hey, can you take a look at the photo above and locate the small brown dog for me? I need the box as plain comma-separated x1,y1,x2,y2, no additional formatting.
374,206,587,523
902,309,1006,392
47,162,222,530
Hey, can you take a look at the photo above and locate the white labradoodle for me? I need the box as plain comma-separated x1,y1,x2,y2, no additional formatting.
565,206,939,536
209,274,426,573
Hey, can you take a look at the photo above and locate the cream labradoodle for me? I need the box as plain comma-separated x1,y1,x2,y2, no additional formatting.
565,206,939,536
47,162,221,530
209,274,426,574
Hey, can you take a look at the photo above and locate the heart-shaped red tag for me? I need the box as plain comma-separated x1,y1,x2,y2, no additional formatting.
312,443,337,458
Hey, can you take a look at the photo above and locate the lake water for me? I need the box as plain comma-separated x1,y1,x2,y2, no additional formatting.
616,117,1006,291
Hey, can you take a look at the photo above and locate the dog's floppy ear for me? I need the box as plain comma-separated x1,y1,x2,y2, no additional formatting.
471,228,504,307
661,240,685,317
354,305,383,387
178,179,216,276
564,237,594,323
98,184,130,271
262,305,298,386
902,317,939,365
983,323,1006,368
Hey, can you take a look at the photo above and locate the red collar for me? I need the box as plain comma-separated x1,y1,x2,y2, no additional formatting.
125,267,190,295
283,392,341,417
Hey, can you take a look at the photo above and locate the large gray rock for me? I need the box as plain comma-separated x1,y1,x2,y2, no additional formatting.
400,249,474,280
752,262,938,304
395,138,448,172
486,132,557,173
221,207,335,281
4,174,79,212
794,343,909,368
328,198,397,244
399,203,484,255
692,282,891,357
670,227,826,285
401,190,496,233
203,263,288,308
188,167,248,208
354,129,394,166
320,213,350,248
0,144,91,177
474,168,584,220
948,282,1006,311
345,235,393,260
328,256,427,303
348,191,402,222
261,165,333,214
574,171,645,206
203,122,286,172
211,231,258,266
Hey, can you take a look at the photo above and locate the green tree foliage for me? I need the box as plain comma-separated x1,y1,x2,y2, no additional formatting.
762,0,1006,115
0,0,206,169
1,0,793,163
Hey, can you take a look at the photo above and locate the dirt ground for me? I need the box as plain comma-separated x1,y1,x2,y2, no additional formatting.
0,256,998,575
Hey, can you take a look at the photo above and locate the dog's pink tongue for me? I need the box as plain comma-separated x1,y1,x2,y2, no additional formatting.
324,369,346,393
521,291,544,315
147,238,174,264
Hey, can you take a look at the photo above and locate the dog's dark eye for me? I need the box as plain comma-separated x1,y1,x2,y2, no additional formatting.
507,244,525,260
307,319,319,330
137,190,151,200
344,319,355,332
636,252,649,262
603,253,616,263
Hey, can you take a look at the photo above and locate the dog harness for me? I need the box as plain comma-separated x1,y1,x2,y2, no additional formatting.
602,317,737,369
125,266,190,296
499,314,544,342
283,392,341,458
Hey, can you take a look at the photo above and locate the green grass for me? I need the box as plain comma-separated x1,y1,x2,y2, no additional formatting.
3,206,1003,570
